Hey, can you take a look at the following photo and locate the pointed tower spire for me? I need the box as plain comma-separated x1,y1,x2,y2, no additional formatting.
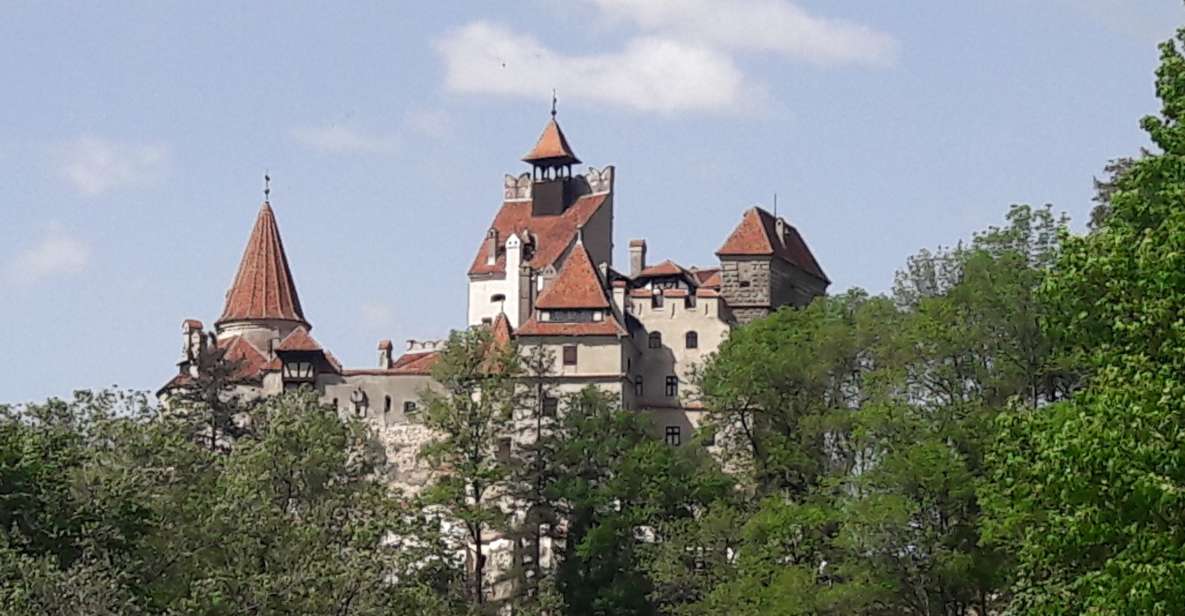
523,103,580,167
217,199,308,328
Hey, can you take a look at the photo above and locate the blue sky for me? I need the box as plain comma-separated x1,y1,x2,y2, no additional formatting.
1,1,1180,402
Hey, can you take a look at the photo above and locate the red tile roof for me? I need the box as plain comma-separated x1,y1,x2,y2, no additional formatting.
390,351,440,375
716,207,828,282
468,193,609,276
522,117,580,166
515,318,626,337
342,350,440,376
692,268,722,288
274,326,322,352
491,312,513,346
218,202,309,326
218,335,270,381
534,242,611,310
637,259,686,278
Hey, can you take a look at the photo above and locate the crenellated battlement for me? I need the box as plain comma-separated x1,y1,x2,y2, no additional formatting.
503,165,614,202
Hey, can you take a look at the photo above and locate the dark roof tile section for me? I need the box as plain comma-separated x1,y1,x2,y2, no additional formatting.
534,242,611,310
468,194,609,276
218,202,308,326
522,117,580,165
717,207,828,282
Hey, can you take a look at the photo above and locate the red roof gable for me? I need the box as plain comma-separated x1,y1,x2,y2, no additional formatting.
716,207,828,282
218,202,308,326
218,335,270,381
468,193,608,276
274,326,322,352
390,351,440,375
637,259,687,278
491,313,513,346
534,242,610,310
523,117,580,165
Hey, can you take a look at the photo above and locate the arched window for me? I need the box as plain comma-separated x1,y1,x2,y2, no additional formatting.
648,332,662,349
685,331,699,349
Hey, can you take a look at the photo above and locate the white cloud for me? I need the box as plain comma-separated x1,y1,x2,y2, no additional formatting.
436,22,751,114
5,225,90,285
58,136,169,196
589,0,899,67
291,125,400,154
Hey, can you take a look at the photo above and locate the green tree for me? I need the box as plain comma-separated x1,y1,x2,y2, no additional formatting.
419,326,520,608
984,28,1185,614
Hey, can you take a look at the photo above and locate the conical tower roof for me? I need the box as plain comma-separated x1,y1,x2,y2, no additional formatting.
522,117,580,166
217,201,308,327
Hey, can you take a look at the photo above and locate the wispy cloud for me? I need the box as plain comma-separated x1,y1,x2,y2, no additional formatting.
434,1,897,114
291,125,400,154
436,22,752,114
58,136,169,196
5,225,90,285
590,0,899,67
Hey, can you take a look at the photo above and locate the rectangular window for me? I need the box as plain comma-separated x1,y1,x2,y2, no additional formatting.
652,294,664,308
497,437,512,462
665,426,681,447
665,376,678,397
562,345,578,366
542,396,558,418
635,377,643,397
403,400,418,414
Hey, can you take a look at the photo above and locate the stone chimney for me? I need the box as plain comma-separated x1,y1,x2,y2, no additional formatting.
378,339,393,368
180,319,206,375
485,228,498,265
629,239,647,277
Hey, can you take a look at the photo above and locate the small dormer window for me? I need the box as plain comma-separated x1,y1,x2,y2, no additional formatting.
282,361,315,381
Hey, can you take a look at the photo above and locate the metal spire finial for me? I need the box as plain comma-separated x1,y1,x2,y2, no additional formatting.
264,172,271,202
551,89,557,117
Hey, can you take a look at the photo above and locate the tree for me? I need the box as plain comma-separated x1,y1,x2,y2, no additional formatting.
418,326,520,608
983,28,1185,614
0,389,460,615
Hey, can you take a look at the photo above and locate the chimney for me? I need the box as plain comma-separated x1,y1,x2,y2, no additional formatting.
378,339,393,368
629,239,647,277
485,228,498,265
180,319,206,372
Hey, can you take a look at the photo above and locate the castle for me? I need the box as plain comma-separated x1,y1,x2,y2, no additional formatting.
161,111,829,490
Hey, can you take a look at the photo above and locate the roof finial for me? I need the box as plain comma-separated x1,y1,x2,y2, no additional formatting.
551,88,557,117
773,192,778,217
264,171,271,203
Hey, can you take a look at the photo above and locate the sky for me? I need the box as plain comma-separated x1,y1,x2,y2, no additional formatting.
1,1,1182,403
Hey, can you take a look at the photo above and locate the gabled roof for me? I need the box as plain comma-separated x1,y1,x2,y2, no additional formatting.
692,268,722,288
274,326,322,352
523,117,580,166
218,202,309,326
716,207,829,282
389,351,440,375
534,242,611,310
468,193,609,276
637,259,687,278
491,312,513,347
218,335,270,381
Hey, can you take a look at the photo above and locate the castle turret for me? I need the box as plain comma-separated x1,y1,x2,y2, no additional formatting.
523,108,580,216
215,198,309,350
